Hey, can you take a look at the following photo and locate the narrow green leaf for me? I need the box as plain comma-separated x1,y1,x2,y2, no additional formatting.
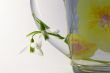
64,34,71,45
47,32,64,39
27,31,41,37
40,22,47,31
37,18,49,30
33,14,49,29
32,13,49,31
43,33,49,40
30,47,35,53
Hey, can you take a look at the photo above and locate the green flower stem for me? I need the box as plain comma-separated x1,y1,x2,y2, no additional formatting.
27,31,41,37
47,32,64,39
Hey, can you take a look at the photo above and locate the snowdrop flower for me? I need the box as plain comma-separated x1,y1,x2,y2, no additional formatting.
32,34,43,55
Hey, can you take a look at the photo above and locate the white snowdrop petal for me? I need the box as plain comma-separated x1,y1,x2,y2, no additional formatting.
47,28,60,33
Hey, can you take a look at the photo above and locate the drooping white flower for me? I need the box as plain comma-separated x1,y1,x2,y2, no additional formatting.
33,34,43,55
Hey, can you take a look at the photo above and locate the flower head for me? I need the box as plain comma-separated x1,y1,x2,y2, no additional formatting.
78,0,110,53
69,34,97,59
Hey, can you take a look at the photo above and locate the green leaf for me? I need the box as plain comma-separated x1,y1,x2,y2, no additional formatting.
32,13,49,31
64,34,71,45
43,32,49,40
30,47,35,53
27,31,41,37
47,32,64,39
38,18,49,30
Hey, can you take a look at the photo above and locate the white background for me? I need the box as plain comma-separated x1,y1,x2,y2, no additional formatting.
0,0,73,73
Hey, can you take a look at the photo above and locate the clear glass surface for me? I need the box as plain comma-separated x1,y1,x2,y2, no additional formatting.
30,0,110,73
66,0,110,73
